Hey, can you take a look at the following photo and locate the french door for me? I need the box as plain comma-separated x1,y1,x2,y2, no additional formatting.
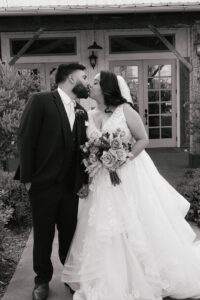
110,59,177,148
15,62,74,92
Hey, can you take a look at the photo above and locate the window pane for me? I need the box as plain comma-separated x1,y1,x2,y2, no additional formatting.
110,35,174,53
148,104,159,114
148,91,159,102
161,128,172,138
161,116,172,126
161,90,171,101
148,78,159,89
11,37,76,56
149,116,160,127
160,65,171,76
160,77,171,89
161,103,172,114
127,78,138,90
148,65,160,77
127,66,138,77
149,128,160,139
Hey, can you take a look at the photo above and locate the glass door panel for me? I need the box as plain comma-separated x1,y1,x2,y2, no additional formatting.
144,60,176,147
109,60,143,114
110,59,177,148
15,63,45,91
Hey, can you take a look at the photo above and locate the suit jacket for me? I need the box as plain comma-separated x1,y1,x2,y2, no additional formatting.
14,90,88,192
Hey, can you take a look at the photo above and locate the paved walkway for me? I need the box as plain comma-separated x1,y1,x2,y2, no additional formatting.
2,230,71,300
2,148,199,300
146,147,189,187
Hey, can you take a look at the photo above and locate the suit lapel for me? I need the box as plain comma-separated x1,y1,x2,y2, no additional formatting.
52,90,72,146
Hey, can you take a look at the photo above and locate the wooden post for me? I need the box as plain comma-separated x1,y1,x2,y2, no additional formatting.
148,25,193,72
9,28,44,66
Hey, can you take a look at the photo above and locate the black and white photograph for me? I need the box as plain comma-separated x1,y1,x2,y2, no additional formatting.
1,1,200,300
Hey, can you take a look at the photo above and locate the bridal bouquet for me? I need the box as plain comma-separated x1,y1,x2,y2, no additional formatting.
81,128,133,186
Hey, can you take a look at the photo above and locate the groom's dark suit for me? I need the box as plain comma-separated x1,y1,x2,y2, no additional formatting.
14,90,88,284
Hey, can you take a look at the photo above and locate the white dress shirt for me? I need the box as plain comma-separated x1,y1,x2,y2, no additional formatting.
57,87,75,130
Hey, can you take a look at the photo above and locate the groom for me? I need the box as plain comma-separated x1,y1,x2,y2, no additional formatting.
14,63,89,300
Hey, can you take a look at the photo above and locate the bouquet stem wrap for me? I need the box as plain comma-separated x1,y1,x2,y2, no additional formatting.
109,171,121,186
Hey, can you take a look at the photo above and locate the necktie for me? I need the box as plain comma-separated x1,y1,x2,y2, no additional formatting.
68,100,75,130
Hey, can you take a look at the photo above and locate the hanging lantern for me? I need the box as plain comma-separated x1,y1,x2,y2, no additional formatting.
89,51,98,69
88,41,103,50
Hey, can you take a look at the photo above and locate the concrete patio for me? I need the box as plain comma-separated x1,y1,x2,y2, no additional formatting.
2,148,199,300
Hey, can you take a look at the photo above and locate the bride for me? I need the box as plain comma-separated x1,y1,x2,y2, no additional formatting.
62,71,200,300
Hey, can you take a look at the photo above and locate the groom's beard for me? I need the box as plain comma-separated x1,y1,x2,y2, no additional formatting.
72,83,89,99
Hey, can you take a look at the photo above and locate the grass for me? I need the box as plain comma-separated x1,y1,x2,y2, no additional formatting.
0,227,31,298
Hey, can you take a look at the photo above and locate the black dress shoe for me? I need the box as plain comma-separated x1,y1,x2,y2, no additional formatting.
32,283,49,300
64,282,75,294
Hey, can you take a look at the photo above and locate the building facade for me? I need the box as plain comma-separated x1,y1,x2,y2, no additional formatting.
0,0,200,151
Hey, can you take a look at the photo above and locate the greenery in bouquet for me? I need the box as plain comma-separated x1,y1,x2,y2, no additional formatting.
81,128,133,186
0,61,40,160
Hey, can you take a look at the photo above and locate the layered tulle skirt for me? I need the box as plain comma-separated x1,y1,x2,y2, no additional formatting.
62,150,200,300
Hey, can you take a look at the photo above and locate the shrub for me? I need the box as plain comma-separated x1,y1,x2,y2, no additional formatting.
0,61,40,160
0,199,13,251
0,171,32,228
177,168,200,226
187,102,200,139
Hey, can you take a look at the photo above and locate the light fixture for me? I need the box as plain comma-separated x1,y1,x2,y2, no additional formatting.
89,51,98,69
88,41,103,50
87,23,103,68
195,33,200,57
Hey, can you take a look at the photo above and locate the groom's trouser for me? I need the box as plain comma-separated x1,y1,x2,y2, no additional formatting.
29,181,79,284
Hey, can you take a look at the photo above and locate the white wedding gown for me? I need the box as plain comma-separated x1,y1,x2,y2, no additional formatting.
62,104,200,300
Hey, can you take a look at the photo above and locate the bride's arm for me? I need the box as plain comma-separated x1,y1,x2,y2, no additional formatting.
123,104,149,159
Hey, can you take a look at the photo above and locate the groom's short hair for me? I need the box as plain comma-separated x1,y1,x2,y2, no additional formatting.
55,63,86,85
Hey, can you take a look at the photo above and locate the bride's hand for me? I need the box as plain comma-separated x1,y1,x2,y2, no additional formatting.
77,184,89,198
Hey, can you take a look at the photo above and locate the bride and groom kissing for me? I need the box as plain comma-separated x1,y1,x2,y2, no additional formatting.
15,63,200,300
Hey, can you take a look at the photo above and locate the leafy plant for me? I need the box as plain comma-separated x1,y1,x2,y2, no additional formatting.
177,168,200,226
0,200,13,251
0,171,31,228
185,93,200,153
0,61,40,160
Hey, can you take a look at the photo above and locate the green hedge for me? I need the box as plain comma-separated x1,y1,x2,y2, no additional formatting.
177,168,200,227
0,200,13,251
0,171,32,229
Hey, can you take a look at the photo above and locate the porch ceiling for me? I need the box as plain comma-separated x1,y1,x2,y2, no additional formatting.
1,0,200,15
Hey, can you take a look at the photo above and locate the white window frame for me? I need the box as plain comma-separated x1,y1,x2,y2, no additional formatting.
1,31,81,63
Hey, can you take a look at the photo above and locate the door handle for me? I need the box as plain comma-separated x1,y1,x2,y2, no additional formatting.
144,109,148,125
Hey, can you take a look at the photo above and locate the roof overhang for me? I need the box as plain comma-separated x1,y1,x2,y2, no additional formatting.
1,3,200,16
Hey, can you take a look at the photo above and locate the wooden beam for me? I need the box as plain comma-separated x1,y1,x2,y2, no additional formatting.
148,24,193,72
0,12,199,32
9,28,44,66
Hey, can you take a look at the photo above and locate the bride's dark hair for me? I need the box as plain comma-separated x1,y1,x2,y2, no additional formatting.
99,71,135,113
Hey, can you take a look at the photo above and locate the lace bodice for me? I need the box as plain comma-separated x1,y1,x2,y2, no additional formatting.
87,104,133,141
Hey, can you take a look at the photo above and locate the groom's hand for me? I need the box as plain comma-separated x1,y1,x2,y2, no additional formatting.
77,184,89,198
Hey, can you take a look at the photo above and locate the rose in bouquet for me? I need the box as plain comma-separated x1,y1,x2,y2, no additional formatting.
81,128,133,186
